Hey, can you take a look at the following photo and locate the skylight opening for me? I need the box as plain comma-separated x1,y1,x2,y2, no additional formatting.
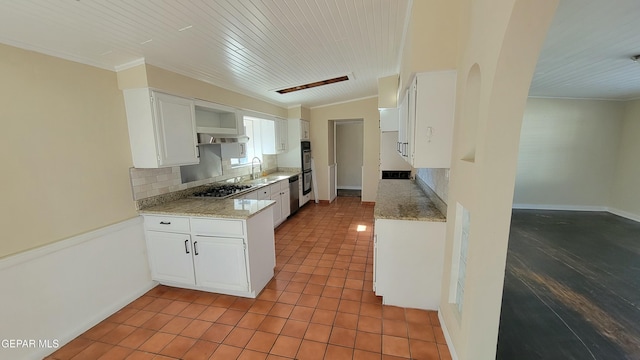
275,75,350,94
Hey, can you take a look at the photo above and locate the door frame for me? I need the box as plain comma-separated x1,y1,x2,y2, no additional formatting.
332,119,364,200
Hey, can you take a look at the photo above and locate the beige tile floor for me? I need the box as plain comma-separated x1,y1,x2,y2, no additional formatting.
46,197,451,360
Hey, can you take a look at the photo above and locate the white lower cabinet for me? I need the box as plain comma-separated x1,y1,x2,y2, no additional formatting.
143,210,275,298
374,218,446,310
145,231,196,285
192,235,248,292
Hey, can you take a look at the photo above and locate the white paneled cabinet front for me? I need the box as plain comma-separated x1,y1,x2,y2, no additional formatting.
143,210,275,298
374,218,446,310
300,120,310,140
192,236,248,291
396,71,456,168
262,118,289,154
145,231,196,285
123,88,199,168
220,142,247,159
269,180,290,228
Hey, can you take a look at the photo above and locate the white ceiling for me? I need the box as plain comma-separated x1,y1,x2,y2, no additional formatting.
0,0,410,108
1,0,639,107
529,0,640,100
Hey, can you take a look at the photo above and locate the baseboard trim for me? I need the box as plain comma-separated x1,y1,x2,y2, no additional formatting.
438,310,459,360
512,204,640,223
511,204,607,212
606,207,640,223
46,282,157,359
337,186,362,190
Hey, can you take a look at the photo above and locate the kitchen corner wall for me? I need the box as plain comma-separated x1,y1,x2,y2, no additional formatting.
129,154,278,200
416,168,449,204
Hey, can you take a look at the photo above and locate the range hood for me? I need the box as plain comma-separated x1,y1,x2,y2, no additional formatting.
197,133,249,146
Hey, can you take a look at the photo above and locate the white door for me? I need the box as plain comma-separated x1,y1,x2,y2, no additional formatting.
192,236,249,291
146,231,196,285
152,92,198,166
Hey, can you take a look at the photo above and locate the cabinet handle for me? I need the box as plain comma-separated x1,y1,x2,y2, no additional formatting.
193,241,199,256
159,221,171,225
184,239,190,254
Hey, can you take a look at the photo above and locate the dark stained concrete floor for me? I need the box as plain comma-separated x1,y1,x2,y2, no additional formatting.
497,210,640,360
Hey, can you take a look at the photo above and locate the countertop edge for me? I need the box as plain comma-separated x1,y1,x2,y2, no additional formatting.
138,199,277,219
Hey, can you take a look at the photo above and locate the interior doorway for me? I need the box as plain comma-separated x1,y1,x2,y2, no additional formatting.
330,120,364,201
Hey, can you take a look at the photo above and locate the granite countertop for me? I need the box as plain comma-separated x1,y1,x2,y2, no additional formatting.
139,198,276,219
374,180,446,222
136,171,301,215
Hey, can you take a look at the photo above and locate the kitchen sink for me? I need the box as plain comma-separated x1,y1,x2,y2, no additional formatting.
244,175,289,186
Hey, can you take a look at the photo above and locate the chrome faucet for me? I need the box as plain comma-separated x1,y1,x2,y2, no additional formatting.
251,157,262,180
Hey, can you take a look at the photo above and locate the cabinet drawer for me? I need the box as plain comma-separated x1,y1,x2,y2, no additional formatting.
191,218,244,237
144,215,190,233
257,187,270,200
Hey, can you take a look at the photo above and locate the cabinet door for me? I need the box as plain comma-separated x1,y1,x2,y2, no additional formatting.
270,192,282,227
220,143,246,159
281,187,291,219
261,120,278,154
277,118,288,151
146,231,195,285
412,71,457,168
300,120,310,140
192,236,249,291
379,108,399,132
397,91,409,160
407,78,418,165
152,92,199,167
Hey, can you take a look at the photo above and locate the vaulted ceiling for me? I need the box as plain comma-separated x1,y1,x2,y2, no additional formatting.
1,0,639,108
0,0,410,108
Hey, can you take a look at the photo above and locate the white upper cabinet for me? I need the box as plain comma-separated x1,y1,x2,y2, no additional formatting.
397,71,457,168
379,108,399,132
397,89,410,161
262,118,288,154
194,100,244,136
277,118,289,151
300,120,310,140
124,88,199,168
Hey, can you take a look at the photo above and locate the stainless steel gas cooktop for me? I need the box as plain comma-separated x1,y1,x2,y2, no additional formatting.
192,184,254,199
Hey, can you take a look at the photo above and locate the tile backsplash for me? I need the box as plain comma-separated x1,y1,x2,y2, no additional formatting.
416,168,449,204
129,154,279,201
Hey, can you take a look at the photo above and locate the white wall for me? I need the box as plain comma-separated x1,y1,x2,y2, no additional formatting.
0,218,153,360
336,122,364,189
437,1,559,359
0,43,138,258
610,99,640,219
513,98,624,209
310,97,380,202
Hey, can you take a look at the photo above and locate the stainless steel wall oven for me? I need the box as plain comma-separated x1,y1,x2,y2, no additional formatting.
301,141,312,195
